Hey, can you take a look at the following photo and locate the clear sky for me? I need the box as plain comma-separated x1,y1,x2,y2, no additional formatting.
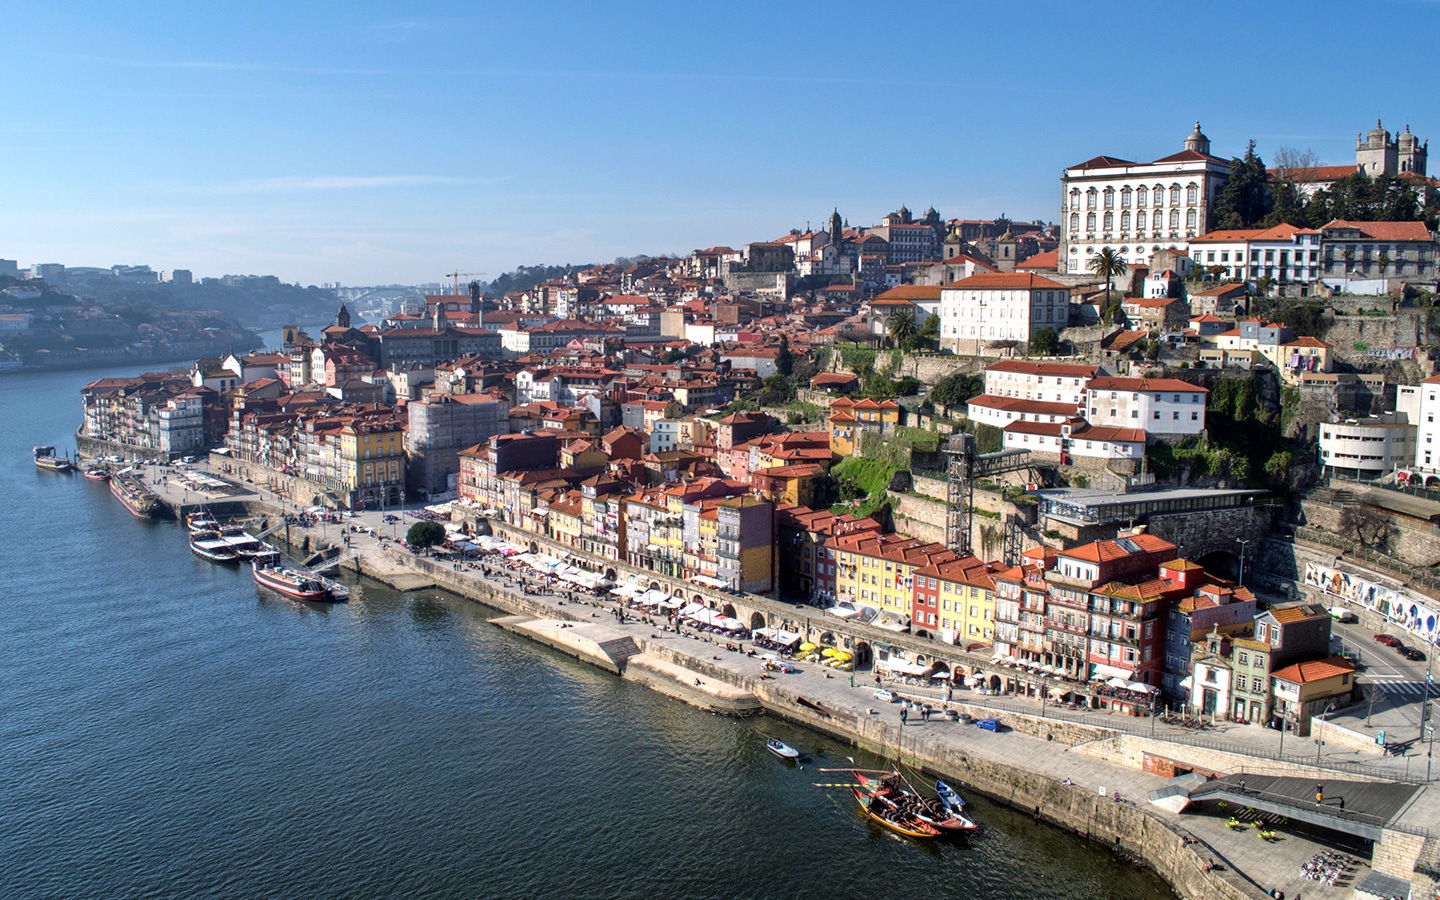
2,1,1436,286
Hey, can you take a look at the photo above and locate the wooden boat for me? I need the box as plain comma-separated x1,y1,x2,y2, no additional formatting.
766,739,801,760
190,530,241,564
936,780,967,814
847,770,979,834
186,510,220,535
83,467,111,481
252,561,334,602
33,445,74,473
110,473,161,518
850,785,941,839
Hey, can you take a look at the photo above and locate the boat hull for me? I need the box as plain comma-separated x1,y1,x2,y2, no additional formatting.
35,459,74,473
110,475,161,518
252,563,334,602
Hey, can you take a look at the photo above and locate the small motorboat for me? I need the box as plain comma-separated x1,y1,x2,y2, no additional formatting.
936,780,967,815
766,739,801,761
84,467,111,481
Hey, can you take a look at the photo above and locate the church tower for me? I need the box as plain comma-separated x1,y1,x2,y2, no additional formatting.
432,301,447,331
334,302,351,330
1357,120,1398,177
1398,125,1428,176
1183,121,1211,156
828,208,843,241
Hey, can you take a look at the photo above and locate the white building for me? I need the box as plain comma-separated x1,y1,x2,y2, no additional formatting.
1187,224,1323,285
1000,419,1146,463
1318,414,1416,478
938,273,1070,354
1059,123,1230,275
1084,376,1208,437
981,360,1098,405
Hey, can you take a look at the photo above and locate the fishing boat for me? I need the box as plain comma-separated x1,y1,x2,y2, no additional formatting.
190,530,241,564
84,467,111,481
110,473,161,518
766,739,801,761
252,560,334,602
33,445,74,473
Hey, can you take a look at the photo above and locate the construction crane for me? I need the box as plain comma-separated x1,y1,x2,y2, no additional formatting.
444,271,486,294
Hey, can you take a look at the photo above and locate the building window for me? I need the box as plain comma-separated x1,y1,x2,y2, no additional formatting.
1086,213,1096,231
1169,210,1179,230
1186,209,1197,229
1153,186,1164,207
1103,212,1113,231
1187,184,1198,205
1121,211,1130,230
1087,190,1097,210
1069,213,1079,233
1136,211,1146,231
1169,185,1181,205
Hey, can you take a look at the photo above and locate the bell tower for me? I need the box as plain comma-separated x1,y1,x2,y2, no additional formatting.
334,302,351,330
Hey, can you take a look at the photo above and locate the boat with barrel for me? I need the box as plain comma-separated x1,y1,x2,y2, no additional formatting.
110,472,161,518
190,529,241,564
33,445,74,473
820,768,977,836
850,784,941,839
251,560,334,602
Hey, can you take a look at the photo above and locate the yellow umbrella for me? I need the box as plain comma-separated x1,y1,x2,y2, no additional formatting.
799,642,817,652
822,647,839,658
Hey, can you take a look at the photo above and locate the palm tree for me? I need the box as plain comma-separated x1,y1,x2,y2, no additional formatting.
1088,248,1128,303
887,309,917,348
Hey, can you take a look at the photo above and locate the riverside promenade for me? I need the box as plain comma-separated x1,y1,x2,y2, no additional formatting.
125,460,1437,900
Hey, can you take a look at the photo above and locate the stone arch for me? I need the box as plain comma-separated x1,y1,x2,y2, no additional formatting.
749,611,766,631
1427,475,1440,489
528,541,539,554
819,631,836,646
987,674,1003,692
1196,549,1240,582
604,568,616,582
851,641,873,670
721,603,737,620
649,581,661,591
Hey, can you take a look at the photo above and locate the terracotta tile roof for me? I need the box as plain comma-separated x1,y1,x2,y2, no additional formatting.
1017,249,1059,270
872,284,944,302
967,394,1081,417
1087,376,1207,393
1321,219,1433,241
1060,533,1177,563
1283,336,1331,349
946,272,1067,291
1069,155,1136,169
1271,657,1357,685
984,360,1098,378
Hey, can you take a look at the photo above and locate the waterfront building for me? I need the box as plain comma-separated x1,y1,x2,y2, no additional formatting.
715,495,775,593
405,391,509,497
775,506,883,604
1187,224,1323,285
456,431,560,521
1270,657,1358,737
578,474,628,562
82,371,223,455
911,555,1003,647
1160,568,1257,702
1226,603,1332,727
1058,123,1230,275
336,417,405,509
828,531,957,630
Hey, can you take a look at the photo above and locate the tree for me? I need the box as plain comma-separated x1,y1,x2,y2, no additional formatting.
1030,327,1060,356
930,371,983,408
1088,248,1128,303
775,334,794,377
886,310,917,348
1338,505,1393,550
1213,141,1271,228
406,521,447,549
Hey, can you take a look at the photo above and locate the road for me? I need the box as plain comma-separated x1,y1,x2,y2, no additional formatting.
1331,620,1437,733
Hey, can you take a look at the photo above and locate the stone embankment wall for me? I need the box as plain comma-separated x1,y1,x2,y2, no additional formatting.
76,430,174,463
1300,494,1440,568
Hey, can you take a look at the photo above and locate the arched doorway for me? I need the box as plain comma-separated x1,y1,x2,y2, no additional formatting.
819,631,835,646
987,674,1002,692
721,603,737,620
604,568,616,582
915,629,930,639
749,611,766,631
693,593,705,604
851,641,873,670
528,541,539,554
649,581,661,591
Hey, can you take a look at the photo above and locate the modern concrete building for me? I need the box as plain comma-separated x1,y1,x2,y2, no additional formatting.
1317,414,1416,478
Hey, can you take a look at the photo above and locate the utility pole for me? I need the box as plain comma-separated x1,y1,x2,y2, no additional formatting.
1235,538,1250,586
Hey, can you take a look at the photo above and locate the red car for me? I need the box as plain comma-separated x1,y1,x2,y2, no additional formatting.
1374,634,1402,648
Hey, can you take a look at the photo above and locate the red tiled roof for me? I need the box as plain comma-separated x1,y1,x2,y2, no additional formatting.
1087,376,1207,393
1017,249,1060,270
1321,219,1433,241
985,359,1098,378
947,272,1066,291
967,394,1080,417
1272,657,1357,685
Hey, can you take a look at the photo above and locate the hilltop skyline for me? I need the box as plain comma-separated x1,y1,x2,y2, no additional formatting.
2,0,1436,285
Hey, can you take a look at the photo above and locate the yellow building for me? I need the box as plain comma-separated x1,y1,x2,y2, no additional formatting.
338,419,404,508
546,490,585,550
827,397,901,457
914,556,1002,647
827,530,955,629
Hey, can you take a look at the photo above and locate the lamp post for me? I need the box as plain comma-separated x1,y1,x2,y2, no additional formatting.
1235,538,1250,586
1315,702,1336,765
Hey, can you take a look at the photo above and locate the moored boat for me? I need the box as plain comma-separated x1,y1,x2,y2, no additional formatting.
766,738,801,760
84,467,111,481
190,530,241,563
186,510,220,535
110,473,161,518
850,785,941,839
33,445,74,473
252,561,334,602
826,768,979,835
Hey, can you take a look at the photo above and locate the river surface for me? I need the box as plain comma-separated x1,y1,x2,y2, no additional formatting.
0,361,1172,899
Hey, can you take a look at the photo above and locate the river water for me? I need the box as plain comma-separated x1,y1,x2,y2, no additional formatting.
0,362,1171,899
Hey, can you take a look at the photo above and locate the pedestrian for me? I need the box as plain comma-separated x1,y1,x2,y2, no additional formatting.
1337,797,1344,812
1315,783,1323,806
900,706,909,726
1238,778,1246,793
875,674,882,687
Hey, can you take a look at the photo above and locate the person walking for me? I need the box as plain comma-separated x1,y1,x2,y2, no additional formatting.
1314,783,1324,806
900,706,909,727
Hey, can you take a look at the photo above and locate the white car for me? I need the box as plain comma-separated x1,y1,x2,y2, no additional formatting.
874,689,896,703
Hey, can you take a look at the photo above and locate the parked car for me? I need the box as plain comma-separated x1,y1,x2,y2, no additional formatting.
383,514,399,523
975,717,1002,732
874,689,896,703
1400,647,1426,662
1328,607,1358,623
1375,634,1402,648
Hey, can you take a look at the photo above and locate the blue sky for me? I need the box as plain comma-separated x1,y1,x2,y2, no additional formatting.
1,1,1436,286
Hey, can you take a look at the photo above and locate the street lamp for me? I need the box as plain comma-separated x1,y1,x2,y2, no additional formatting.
1235,538,1250,586
1315,702,1336,765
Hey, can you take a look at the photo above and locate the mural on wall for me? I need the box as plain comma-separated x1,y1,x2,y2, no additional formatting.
1304,562,1439,644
